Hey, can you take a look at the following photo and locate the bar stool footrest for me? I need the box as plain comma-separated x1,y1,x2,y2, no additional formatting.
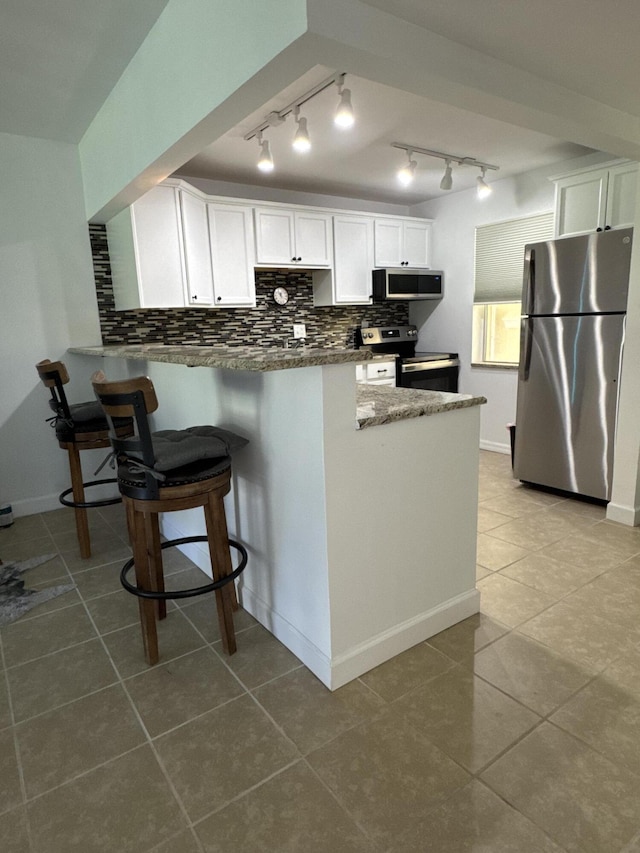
120,535,248,600
59,478,123,509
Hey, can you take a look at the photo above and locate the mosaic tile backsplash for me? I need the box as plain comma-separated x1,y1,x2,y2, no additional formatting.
90,224,408,349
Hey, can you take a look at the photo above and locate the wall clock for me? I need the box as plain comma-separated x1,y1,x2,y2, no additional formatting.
273,286,289,305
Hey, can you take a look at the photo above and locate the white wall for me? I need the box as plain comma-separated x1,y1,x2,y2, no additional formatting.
0,132,102,516
408,153,612,453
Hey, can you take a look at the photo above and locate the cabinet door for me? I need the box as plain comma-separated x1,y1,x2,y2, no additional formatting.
180,190,214,306
332,215,374,303
254,208,296,264
130,185,186,307
207,204,256,307
605,163,638,230
294,211,332,266
374,219,403,266
554,170,607,237
402,220,431,267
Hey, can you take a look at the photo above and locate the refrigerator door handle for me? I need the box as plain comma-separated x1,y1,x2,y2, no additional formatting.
520,318,533,381
523,247,535,313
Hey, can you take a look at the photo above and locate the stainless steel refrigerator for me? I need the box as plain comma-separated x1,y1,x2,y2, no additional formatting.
513,227,633,501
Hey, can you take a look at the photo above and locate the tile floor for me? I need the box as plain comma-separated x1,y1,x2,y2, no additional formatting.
2,450,640,851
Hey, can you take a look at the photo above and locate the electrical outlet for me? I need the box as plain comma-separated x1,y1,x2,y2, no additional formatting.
293,323,306,339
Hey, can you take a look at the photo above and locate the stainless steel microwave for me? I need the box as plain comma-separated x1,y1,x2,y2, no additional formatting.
372,268,444,301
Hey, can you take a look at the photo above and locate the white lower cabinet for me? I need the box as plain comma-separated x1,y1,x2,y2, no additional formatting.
356,360,396,386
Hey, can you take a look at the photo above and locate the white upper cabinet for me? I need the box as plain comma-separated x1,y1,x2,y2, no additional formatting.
254,207,332,267
374,217,431,267
553,161,638,238
179,188,214,306
207,203,256,307
108,184,187,310
314,214,375,306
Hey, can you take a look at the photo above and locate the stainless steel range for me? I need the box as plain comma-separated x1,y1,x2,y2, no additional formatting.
357,325,460,392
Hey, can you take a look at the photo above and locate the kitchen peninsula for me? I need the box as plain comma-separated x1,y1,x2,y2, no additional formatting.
70,343,485,689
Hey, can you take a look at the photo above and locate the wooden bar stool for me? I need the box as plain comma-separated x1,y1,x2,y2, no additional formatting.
92,372,248,665
35,359,133,558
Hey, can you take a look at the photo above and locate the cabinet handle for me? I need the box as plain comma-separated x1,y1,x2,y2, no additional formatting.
297,256,302,262
217,296,222,302
192,294,198,300
604,225,611,231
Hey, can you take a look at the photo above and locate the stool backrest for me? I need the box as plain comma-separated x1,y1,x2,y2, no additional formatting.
36,359,72,420
92,374,160,495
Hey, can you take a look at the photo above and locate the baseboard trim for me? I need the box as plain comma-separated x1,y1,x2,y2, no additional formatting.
10,493,63,518
479,440,511,455
606,501,640,527
241,585,480,690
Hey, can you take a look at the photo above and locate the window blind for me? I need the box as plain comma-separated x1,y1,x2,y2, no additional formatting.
474,211,554,303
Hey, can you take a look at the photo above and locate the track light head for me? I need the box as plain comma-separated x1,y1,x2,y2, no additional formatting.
397,151,417,187
334,78,355,128
292,110,311,153
257,135,274,173
440,159,453,191
476,166,492,199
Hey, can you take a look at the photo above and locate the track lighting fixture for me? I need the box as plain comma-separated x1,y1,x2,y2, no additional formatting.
397,150,417,187
292,107,311,153
392,143,498,198
244,71,354,172
476,167,492,199
256,134,274,173
440,159,453,191
334,77,355,128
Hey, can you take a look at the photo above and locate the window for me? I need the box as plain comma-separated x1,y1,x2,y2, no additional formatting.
473,212,554,366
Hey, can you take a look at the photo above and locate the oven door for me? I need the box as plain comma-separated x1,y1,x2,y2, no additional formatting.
397,358,459,392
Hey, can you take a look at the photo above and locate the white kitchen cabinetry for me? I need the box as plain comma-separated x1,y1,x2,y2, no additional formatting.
356,359,396,386
107,184,187,310
254,207,332,267
374,217,431,267
206,203,256,307
314,214,374,306
553,161,638,238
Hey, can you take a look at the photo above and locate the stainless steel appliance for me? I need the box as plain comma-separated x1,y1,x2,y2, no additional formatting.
513,227,633,501
357,325,459,392
372,268,444,302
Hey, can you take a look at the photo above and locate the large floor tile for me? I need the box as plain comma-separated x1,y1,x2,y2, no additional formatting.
389,780,564,853
254,666,386,754
7,638,117,722
487,509,592,551
61,543,131,574
178,595,256,642
426,612,509,664
147,828,203,853
477,506,511,532
101,610,207,678
307,709,470,847
0,676,11,730
0,806,30,852
0,603,96,667
0,536,57,562
481,722,640,853
211,624,302,690
480,490,561,519
537,530,630,573
518,600,640,670
473,631,597,716
85,588,143,633
155,693,298,823
500,550,605,598
195,762,374,853
16,683,146,798
125,647,244,737
550,674,640,776
358,640,455,702
586,521,640,559
562,572,640,638
0,514,50,544
476,534,530,570
0,727,22,815
393,665,540,773
27,745,186,853
72,561,124,600
477,572,555,628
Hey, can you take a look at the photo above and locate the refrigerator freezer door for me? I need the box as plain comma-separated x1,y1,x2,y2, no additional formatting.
514,313,625,500
522,228,632,316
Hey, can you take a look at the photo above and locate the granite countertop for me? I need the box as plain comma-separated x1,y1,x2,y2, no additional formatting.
69,343,371,371
355,383,486,429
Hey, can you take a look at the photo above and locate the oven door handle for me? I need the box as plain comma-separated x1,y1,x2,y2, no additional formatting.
401,359,460,373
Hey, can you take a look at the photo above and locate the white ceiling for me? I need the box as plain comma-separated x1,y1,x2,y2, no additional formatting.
3,0,640,202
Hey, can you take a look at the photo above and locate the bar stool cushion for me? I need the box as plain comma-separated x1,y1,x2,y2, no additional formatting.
52,400,130,442
117,455,232,489
150,426,249,472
